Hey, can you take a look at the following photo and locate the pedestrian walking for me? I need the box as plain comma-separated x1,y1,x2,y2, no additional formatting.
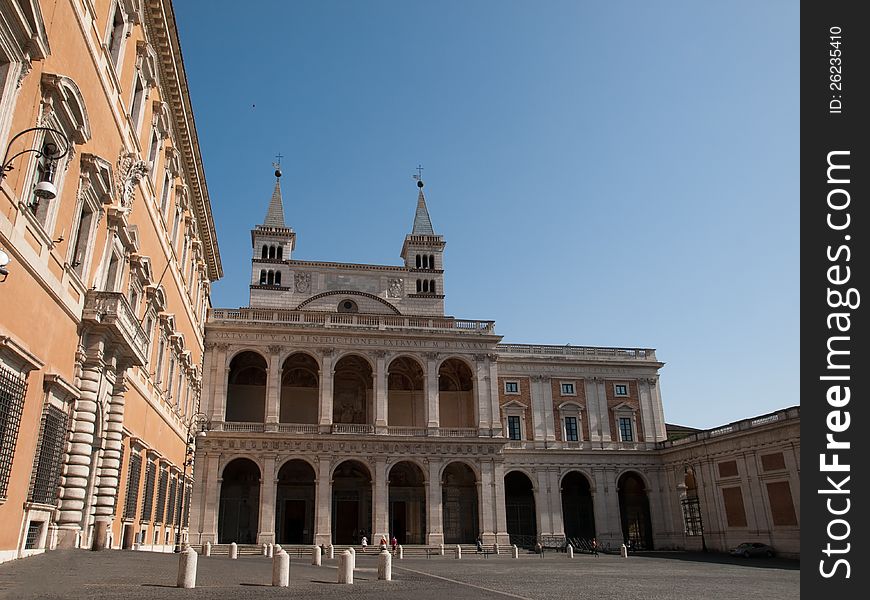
476,537,483,552
361,535,368,551
391,535,398,554
592,538,599,557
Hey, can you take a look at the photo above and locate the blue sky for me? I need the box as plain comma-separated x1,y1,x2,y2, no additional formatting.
174,1,799,429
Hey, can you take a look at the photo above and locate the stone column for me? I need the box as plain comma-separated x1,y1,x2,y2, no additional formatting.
425,353,440,431
210,344,229,423
258,455,277,543
318,349,334,432
487,355,502,437
374,352,388,432
373,457,388,541
56,338,106,548
265,346,282,429
93,369,129,548
426,459,443,544
492,460,510,545
314,458,332,545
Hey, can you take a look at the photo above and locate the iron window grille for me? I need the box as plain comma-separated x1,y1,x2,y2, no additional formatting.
681,496,704,536
141,460,155,522
28,404,69,505
123,452,142,520
166,477,177,526
156,467,168,523
24,521,42,549
0,365,28,500
183,481,192,527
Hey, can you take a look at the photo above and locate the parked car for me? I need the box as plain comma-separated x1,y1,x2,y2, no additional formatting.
729,542,776,558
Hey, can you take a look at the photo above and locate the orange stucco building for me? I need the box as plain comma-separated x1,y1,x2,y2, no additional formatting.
0,0,220,561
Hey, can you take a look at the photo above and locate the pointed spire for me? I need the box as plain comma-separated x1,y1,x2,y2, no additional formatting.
263,167,286,228
411,179,435,235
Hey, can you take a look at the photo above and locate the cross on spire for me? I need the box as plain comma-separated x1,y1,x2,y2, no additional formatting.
416,164,424,179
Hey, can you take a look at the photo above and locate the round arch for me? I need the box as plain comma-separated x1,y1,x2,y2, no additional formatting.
387,356,425,428
504,470,537,548
331,460,373,544
332,355,373,425
226,351,267,422
561,470,596,543
437,358,476,429
388,460,427,545
617,471,653,550
218,458,261,544
276,459,316,544
441,461,479,543
280,352,320,424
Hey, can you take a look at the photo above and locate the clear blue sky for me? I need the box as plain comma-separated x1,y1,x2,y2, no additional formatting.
174,0,799,429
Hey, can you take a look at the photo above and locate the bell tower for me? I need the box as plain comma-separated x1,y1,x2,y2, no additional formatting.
400,175,445,311
250,166,295,293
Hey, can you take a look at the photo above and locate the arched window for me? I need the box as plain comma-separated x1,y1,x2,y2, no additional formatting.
274,271,282,286
430,280,436,294
422,280,429,293
259,270,267,285
415,254,421,268
268,245,275,259
276,246,283,260
261,245,268,259
267,271,274,285
416,280,422,293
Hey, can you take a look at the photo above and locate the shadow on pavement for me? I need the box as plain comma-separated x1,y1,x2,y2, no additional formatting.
631,551,799,570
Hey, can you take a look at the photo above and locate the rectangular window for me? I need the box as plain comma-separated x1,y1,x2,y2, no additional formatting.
155,336,166,385
760,452,786,472
614,384,628,396
718,460,739,478
504,381,519,394
160,171,172,214
564,416,579,442
156,467,168,523
107,5,125,67
618,417,633,442
130,74,146,132
507,415,522,440
123,451,142,520
167,477,178,526
560,382,575,395
103,249,122,292
0,364,27,499
766,481,798,526
722,486,748,527
147,130,160,177
141,460,156,522
28,404,69,505
69,202,95,278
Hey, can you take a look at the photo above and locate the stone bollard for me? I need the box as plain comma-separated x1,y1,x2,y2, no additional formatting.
312,545,322,566
274,544,282,554
204,541,211,557
494,542,500,555
262,543,268,556
272,550,289,587
455,545,462,559
439,543,444,556
328,545,335,559
378,549,392,580
229,542,238,559
567,544,574,559
397,545,404,560
348,546,356,570
512,545,519,559
620,544,628,558
338,550,354,584
267,543,274,558
176,547,198,589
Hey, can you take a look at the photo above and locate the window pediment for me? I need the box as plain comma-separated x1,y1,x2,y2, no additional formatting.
40,73,91,143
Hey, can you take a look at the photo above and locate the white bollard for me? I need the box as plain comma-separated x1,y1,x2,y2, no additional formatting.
262,543,268,556
204,541,211,557
328,544,335,559
176,547,198,589
455,545,462,559
378,549,392,580
512,545,519,559
567,544,574,559
439,543,444,556
348,546,356,570
338,550,354,584
620,544,628,558
272,550,289,587
312,545,322,566
229,542,238,559
274,544,282,554
494,542,500,555
397,545,404,560
267,543,274,558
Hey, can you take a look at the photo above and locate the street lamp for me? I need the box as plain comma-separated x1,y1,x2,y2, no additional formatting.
173,412,210,553
0,126,71,198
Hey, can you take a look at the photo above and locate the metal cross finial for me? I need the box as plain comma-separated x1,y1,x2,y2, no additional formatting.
416,164,424,179
272,153,284,169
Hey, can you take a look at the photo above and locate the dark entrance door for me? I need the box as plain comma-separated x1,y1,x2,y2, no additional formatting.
390,501,407,543
282,500,306,543
334,500,359,544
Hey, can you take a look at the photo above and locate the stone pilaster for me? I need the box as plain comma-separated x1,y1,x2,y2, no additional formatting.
426,459,443,544
584,379,601,442
257,454,277,543
473,355,489,432
373,457,388,541
492,460,510,545
314,458,332,545
374,352,388,430
648,377,667,441
195,453,221,544
424,353,439,430
592,468,619,546
487,355,502,437
92,369,128,549
265,346,282,427
56,338,106,548
210,343,229,423
318,349,334,431
638,379,655,442
548,469,565,539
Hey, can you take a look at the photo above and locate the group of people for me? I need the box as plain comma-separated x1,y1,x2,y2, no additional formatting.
359,533,398,553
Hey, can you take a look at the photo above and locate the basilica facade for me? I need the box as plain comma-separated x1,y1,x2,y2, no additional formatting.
189,173,678,551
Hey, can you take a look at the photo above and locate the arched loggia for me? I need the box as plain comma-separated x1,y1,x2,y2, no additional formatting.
618,471,653,550
389,461,426,544
504,471,537,548
331,460,372,544
226,351,267,422
442,462,478,543
218,458,260,544
561,471,596,543
276,460,316,544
